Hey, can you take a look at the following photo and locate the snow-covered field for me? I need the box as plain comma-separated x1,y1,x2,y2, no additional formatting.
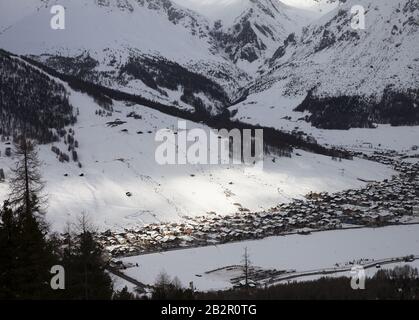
287,259,419,284
120,224,419,291
230,81,419,152
0,80,395,231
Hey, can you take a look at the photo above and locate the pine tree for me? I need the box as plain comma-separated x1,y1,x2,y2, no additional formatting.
113,286,136,300
12,210,56,299
152,272,193,300
0,137,56,299
0,202,18,299
62,214,113,300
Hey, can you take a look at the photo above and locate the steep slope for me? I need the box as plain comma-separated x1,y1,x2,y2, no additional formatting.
0,0,42,32
176,0,319,71
0,53,395,231
213,0,317,70
0,0,317,113
0,49,76,143
0,0,215,60
233,0,419,129
0,0,243,114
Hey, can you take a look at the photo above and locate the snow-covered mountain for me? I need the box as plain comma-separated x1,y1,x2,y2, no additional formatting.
1,0,417,126
0,51,396,231
0,1,418,233
0,0,42,32
0,0,317,113
232,0,419,129
0,0,417,130
0,0,231,113
208,0,317,71
175,0,318,71
280,0,339,13
263,0,418,97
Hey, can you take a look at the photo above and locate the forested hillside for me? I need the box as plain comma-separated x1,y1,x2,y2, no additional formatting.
0,50,76,143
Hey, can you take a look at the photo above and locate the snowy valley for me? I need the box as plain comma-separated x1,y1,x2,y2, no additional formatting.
0,0,418,299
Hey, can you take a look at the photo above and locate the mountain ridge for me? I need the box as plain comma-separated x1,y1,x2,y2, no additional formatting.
0,0,314,112
0,0,418,128
232,0,419,129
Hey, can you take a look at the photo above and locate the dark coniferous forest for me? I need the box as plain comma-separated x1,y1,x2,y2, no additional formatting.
295,87,419,129
0,50,76,143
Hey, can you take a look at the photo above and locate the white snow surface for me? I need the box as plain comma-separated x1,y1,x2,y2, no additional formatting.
280,0,337,13
0,0,417,235
0,67,395,232
0,0,320,83
0,0,41,32
173,0,319,25
121,224,419,291
230,81,419,151
0,0,215,62
251,0,418,98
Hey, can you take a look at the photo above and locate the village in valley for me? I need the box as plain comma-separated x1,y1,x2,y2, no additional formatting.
99,148,419,259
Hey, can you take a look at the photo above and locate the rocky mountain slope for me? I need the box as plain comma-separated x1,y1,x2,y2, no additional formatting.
0,0,418,130
0,0,314,113
200,0,317,71
232,0,419,129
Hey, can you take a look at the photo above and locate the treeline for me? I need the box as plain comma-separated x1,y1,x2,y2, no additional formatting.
0,204,114,299
120,55,230,112
38,54,99,80
19,52,349,159
0,137,124,300
31,53,231,114
0,50,76,143
213,111,350,159
295,87,419,129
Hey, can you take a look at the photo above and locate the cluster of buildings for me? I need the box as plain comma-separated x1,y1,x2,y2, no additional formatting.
99,151,419,257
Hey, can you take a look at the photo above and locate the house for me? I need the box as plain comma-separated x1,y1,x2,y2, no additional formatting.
377,211,393,222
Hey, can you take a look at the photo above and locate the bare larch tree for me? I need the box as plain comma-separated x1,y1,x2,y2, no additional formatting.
242,247,251,288
8,137,45,219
